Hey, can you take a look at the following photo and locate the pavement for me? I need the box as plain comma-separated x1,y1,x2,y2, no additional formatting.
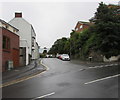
2,58,46,84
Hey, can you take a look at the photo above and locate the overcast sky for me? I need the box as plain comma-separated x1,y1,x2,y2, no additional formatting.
0,0,119,48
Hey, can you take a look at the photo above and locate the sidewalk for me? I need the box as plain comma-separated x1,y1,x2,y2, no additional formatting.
71,59,120,67
2,58,46,84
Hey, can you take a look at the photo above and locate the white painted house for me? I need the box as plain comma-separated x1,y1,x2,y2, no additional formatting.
9,12,37,66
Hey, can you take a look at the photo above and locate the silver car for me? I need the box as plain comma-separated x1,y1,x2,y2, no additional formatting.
61,54,70,61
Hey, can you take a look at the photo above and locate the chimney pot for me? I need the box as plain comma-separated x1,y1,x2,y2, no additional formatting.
15,12,22,18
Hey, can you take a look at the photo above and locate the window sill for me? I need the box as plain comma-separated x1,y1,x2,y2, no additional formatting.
3,49,10,53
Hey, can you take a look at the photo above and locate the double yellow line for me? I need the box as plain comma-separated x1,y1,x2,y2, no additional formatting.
0,60,49,88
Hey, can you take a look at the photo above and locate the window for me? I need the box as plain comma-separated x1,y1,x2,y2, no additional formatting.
80,25,83,29
76,28,78,31
13,29,16,33
3,36,10,50
32,37,35,47
5,25,8,29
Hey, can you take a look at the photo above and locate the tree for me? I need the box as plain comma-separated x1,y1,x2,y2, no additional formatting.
48,37,69,55
70,31,80,55
94,2,120,58
64,39,70,54
70,28,92,57
49,2,120,59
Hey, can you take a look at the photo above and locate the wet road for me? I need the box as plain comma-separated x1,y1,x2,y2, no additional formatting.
2,58,119,99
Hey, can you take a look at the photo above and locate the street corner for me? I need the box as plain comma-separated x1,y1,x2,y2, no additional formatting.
1,67,47,88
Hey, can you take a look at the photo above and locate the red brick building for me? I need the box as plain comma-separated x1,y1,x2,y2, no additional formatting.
0,19,19,72
74,21,92,33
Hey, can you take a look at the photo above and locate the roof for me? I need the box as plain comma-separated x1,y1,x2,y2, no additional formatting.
0,19,19,31
78,21,89,24
9,17,36,36
76,21,93,26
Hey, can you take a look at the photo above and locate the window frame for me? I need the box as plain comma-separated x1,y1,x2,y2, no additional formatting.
2,35,10,52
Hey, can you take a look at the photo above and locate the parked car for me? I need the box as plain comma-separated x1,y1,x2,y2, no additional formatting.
58,55,62,60
56,54,62,59
46,54,49,58
61,54,70,61
46,54,53,58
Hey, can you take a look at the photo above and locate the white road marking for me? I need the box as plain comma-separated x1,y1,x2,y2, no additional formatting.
14,70,19,71
89,65,104,69
78,63,119,72
114,63,118,66
79,69,85,71
32,92,55,99
110,64,114,66
84,74,120,85
105,65,109,67
77,63,119,72
88,63,119,69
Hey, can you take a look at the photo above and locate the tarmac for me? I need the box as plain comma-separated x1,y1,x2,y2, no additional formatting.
2,58,119,87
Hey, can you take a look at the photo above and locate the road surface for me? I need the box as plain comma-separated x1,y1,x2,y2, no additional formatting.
2,58,119,99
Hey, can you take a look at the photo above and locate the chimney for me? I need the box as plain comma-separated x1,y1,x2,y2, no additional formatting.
15,12,22,18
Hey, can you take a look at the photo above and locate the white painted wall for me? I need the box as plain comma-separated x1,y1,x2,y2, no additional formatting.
9,18,32,55
31,25,36,59
32,42,39,60
35,42,40,59
20,39,29,65
9,16,37,63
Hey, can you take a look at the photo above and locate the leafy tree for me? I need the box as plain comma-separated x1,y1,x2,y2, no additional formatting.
94,2,120,58
70,31,80,55
64,39,70,54
49,2,120,60
48,37,69,55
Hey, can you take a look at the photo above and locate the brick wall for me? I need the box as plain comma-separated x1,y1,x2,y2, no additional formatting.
0,28,2,72
2,27,19,71
75,23,90,33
